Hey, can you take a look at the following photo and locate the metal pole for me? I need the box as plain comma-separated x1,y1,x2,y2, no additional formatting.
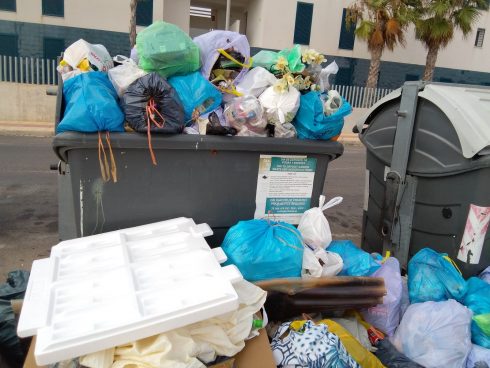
225,0,231,30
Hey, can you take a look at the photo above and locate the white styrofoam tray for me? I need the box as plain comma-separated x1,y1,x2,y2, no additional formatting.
18,217,242,365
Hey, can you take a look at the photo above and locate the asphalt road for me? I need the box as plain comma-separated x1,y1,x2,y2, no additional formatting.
0,136,366,279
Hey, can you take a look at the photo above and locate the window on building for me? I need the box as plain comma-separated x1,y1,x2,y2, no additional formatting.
405,73,419,81
137,0,153,27
293,2,313,45
0,0,16,12
42,0,64,17
43,38,65,60
338,8,356,50
475,28,485,47
439,77,453,83
0,34,18,56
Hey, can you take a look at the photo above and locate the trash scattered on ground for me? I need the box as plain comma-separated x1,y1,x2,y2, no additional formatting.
362,257,402,337
392,300,473,368
15,19,490,368
257,277,386,321
328,240,381,276
408,247,467,303
0,271,29,368
222,219,304,281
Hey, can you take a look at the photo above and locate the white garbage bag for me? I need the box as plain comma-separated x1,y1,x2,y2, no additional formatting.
108,56,147,97
259,85,300,138
302,246,343,278
236,67,277,97
58,39,113,81
466,344,490,368
193,30,251,91
391,299,473,368
298,195,343,249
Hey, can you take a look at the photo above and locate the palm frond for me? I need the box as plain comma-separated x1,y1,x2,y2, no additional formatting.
453,6,482,35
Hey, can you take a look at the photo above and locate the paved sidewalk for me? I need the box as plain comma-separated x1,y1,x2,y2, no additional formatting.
0,121,54,137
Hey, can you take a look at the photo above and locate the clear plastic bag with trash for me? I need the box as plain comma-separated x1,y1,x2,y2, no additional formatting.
223,95,268,137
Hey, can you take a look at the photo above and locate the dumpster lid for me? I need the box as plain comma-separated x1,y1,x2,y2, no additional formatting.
357,84,490,159
418,84,490,158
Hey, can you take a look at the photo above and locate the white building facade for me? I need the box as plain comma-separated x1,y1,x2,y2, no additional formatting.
0,0,489,87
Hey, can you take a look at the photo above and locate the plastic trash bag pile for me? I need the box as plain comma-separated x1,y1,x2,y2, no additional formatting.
55,21,352,173
221,195,490,368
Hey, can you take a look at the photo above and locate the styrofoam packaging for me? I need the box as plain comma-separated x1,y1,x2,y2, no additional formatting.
18,217,242,365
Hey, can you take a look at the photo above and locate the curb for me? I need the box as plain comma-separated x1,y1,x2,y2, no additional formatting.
338,133,361,145
0,122,54,137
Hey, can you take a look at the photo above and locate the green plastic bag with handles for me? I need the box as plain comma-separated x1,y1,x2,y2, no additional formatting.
253,44,305,74
136,21,200,78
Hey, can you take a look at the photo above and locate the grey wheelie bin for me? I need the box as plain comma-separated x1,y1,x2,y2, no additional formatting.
355,81,490,277
53,87,343,247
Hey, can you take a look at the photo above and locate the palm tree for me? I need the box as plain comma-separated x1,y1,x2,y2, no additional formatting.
129,0,139,48
347,0,414,89
415,0,488,81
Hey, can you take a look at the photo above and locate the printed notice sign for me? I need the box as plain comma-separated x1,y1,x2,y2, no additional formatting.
254,155,317,224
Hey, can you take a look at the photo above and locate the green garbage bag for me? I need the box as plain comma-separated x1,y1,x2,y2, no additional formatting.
253,44,305,74
136,21,200,78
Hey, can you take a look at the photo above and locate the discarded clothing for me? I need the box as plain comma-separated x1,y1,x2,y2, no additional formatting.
270,320,361,368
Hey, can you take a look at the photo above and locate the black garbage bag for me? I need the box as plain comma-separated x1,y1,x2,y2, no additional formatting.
122,72,185,134
0,271,29,300
374,339,424,368
0,270,30,368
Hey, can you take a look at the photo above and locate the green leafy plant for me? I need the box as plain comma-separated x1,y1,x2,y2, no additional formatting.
414,0,488,81
348,0,416,89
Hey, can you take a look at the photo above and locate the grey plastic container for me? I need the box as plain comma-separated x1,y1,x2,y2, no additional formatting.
357,82,490,277
53,83,343,246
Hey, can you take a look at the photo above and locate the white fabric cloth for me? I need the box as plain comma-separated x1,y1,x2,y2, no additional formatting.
80,280,266,368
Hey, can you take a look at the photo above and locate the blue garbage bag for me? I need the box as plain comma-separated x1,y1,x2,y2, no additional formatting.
57,72,124,134
168,71,222,122
293,91,352,140
463,277,490,348
327,240,381,276
408,248,467,304
222,219,304,282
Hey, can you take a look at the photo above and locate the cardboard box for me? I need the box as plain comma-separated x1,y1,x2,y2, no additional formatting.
24,329,275,368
